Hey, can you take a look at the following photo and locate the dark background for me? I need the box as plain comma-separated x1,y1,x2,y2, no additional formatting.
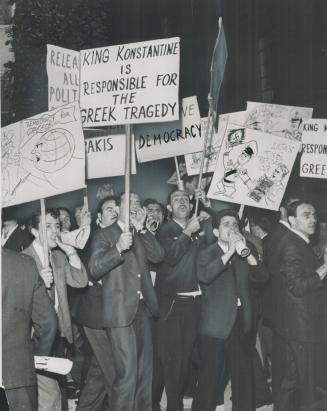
1,0,327,221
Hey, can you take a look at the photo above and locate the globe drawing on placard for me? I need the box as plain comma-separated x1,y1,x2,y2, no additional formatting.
31,128,75,173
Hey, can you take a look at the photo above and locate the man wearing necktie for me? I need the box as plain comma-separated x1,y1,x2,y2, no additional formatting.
23,208,88,411
88,192,164,411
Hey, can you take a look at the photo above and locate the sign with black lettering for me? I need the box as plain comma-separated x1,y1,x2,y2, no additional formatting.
134,96,201,162
300,119,327,179
80,37,180,127
85,134,136,179
47,45,80,110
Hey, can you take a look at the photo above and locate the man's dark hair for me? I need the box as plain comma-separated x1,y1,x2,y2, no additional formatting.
97,196,118,214
287,200,315,219
167,189,188,206
58,207,71,216
142,198,164,211
212,209,241,230
248,209,279,234
29,208,60,231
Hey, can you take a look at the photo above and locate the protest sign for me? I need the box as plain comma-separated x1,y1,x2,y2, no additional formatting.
300,119,327,179
47,44,80,110
207,126,300,210
184,111,245,175
244,102,313,141
80,37,180,127
1,102,85,207
134,96,201,163
85,133,136,178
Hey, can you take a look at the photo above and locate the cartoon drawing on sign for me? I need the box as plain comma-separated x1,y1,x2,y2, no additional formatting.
248,151,289,206
245,102,312,142
2,130,21,202
1,104,84,207
214,138,258,197
281,109,303,141
225,128,245,148
30,128,75,173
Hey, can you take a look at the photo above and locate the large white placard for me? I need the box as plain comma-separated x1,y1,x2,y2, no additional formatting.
85,133,136,179
1,102,85,207
244,102,313,141
134,96,201,162
300,119,327,179
47,45,80,110
207,126,300,210
80,37,180,127
184,111,245,175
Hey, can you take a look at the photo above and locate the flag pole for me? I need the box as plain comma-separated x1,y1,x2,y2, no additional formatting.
40,198,49,268
194,97,214,216
124,124,131,231
174,156,184,191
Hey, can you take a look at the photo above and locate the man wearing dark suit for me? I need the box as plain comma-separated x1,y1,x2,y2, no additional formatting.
192,209,255,411
2,248,57,411
74,196,120,411
155,189,206,411
89,192,164,411
2,216,32,252
273,200,327,411
24,208,88,411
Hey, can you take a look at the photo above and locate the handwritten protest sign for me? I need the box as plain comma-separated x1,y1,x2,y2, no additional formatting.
207,126,300,210
134,96,201,162
47,45,80,110
1,102,85,207
300,119,327,179
85,133,136,178
80,37,180,127
184,111,245,175
244,102,313,141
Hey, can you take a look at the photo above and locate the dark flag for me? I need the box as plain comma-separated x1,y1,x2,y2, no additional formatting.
209,17,228,130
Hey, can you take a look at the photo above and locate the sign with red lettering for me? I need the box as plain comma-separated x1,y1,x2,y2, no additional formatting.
79,37,180,127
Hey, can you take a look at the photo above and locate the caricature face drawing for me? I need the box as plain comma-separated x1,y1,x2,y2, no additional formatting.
214,140,258,197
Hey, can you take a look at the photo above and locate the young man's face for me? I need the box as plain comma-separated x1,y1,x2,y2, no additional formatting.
37,213,60,249
98,200,118,227
214,215,239,244
59,209,71,232
169,190,192,220
146,203,164,224
289,203,317,236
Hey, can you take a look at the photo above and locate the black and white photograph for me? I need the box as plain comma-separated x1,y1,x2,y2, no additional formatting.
1,1,327,410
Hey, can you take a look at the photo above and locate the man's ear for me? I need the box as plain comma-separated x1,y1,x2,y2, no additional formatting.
288,215,294,228
97,213,102,222
31,227,39,239
115,206,120,214
213,228,219,239
167,204,172,213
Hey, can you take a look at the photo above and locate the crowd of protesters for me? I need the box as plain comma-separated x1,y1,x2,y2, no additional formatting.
2,174,327,411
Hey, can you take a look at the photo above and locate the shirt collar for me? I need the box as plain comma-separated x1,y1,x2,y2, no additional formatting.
290,228,310,244
218,240,229,253
279,220,290,229
117,220,125,231
173,218,186,229
32,240,47,266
